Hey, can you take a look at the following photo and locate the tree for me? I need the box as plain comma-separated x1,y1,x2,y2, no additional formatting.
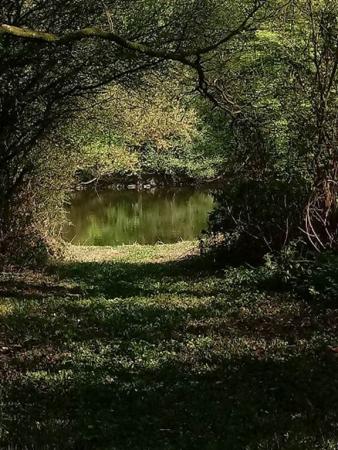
0,0,266,262
297,0,338,250
199,0,338,252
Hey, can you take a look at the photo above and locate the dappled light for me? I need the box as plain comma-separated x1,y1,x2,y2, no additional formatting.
1,245,338,449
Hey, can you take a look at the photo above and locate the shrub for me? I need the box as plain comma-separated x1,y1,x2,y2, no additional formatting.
0,135,77,268
200,181,308,264
265,245,338,302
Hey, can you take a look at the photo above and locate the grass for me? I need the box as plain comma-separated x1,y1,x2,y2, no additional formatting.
0,242,338,449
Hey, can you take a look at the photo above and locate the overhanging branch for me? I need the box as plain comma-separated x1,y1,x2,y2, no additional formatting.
0,2,265,64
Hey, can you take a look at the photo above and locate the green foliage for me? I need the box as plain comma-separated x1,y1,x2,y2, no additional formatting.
0,131,81,267
66,79,227,183
1,1,336,263
265,245,338,302
1,0,259,262
202,0,338,257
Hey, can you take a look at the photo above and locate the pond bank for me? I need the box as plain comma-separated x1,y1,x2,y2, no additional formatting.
74,174,224,191
1,242,338,449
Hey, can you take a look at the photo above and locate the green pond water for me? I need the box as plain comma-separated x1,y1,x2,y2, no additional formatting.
63,188,214,246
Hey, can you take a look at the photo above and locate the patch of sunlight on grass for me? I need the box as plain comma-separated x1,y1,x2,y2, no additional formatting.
0,301,14,316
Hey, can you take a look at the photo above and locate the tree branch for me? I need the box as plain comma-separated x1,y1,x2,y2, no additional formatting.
0,2,265,63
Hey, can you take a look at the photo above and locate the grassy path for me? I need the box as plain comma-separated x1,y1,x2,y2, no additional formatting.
0,242,338,449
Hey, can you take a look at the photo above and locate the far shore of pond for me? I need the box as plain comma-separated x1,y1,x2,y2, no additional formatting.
72,174,225,192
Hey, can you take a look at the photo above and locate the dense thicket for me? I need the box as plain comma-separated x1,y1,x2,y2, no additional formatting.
202,0,337,259
0,0,336,265
0,0,265,264
65,77,228,186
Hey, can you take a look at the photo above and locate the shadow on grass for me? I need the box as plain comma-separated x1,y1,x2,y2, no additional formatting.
0,278,82,301
1,255,338,449
52,254,222,299
2,348,338,450
0,255,218,302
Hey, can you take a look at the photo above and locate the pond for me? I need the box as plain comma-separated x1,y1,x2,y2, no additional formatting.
63,187,215,246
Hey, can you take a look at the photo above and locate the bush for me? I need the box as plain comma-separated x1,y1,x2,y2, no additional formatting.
200,181,308,264
265,245,338,302
67,81,228,185
0,135,76,268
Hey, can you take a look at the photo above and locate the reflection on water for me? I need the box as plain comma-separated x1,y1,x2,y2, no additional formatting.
63,188,214,246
